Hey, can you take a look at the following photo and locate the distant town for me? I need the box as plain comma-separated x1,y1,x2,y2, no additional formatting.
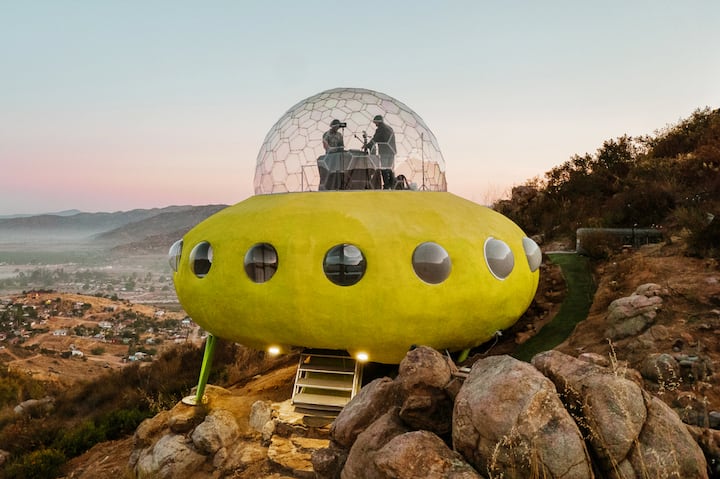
0,205,226,382
0,264,179,304
0,288,200,383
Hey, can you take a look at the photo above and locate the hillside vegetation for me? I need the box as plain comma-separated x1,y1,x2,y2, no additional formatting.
495,107,720,258
0,331,291,478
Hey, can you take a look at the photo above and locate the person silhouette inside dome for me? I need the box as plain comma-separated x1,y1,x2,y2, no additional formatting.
322,119,345,153
364,115,396,189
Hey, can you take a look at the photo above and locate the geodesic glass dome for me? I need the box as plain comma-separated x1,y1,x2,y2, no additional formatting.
254,87,447,194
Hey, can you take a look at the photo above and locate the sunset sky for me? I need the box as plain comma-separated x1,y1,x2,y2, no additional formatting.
1,1,719,215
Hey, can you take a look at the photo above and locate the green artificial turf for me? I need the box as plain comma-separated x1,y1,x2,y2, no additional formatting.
513,253,596,362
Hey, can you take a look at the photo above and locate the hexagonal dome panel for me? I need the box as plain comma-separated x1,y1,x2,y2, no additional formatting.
254,87,447,194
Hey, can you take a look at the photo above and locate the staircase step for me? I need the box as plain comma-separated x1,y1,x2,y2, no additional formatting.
292,391,350,409
295,373,355,391
300,356,356,374
292,350,363,416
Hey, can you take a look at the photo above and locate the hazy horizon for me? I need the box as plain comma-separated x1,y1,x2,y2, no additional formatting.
0,204,232,218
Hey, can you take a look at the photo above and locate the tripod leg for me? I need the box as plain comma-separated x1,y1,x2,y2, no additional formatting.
457,348,470,363
182,334,217,405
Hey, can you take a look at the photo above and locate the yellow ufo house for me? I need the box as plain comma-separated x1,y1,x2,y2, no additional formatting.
170,87,540,377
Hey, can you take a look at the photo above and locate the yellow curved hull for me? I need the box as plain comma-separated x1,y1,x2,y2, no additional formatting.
173,191,539,363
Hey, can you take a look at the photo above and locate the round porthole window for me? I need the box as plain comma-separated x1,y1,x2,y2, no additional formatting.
244,243,278,283
323,244,366,286
168,239,183,272
485,238,514,280
189,241,213,278
412,242,451,284
522,237,542,272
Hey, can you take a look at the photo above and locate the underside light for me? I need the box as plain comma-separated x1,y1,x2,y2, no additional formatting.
267,346,281,356
356,352,369,362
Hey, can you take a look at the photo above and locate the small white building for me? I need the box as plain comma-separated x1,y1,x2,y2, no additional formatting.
129,351,149,361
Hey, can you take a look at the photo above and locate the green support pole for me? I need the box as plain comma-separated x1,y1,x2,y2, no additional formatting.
196,334,216,404
183,334,216,406
457,348,470,363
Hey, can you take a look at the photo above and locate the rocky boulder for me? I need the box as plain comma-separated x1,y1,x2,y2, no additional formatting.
125,345,712,479
533,350,708,477
330,376,397,449
13,396,55,416
395,346,456,435
315,347,709,479
341,409,410,479
453,355,592,478
134,433,206,479
375,430,483,479
317,346,479,479
638,352,680,383
128,384,330,478
605,283,665,339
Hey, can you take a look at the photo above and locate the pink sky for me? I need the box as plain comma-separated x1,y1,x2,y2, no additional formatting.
1,2,718,215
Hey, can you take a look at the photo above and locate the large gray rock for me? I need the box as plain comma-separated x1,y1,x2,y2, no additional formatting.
533,350,646,470
133,410,172,449
627,395,708,478
130,410,172,468
135,433,206,479
375,430,483,479
638,352,680,383
533,350,708,478
191,409,240,455
312,441,348,479
605,285,664,339
13,396,54,416
249,399,273,432
341,409,409,479
331,376,397,448
453,355,592,479
395,346,456,435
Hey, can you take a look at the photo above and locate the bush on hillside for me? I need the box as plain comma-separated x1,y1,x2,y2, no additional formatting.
3,448,66,479
495,107,720,258
603,185,676,227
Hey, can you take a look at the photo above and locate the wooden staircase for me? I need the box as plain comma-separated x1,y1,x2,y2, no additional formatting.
291,349,363,415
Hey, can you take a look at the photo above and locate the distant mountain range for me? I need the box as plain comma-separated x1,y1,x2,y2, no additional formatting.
0,209,83,219
0,205,228,252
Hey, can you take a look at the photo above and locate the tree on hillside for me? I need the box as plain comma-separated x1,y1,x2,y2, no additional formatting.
494,107,720,258
650,107,720,159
